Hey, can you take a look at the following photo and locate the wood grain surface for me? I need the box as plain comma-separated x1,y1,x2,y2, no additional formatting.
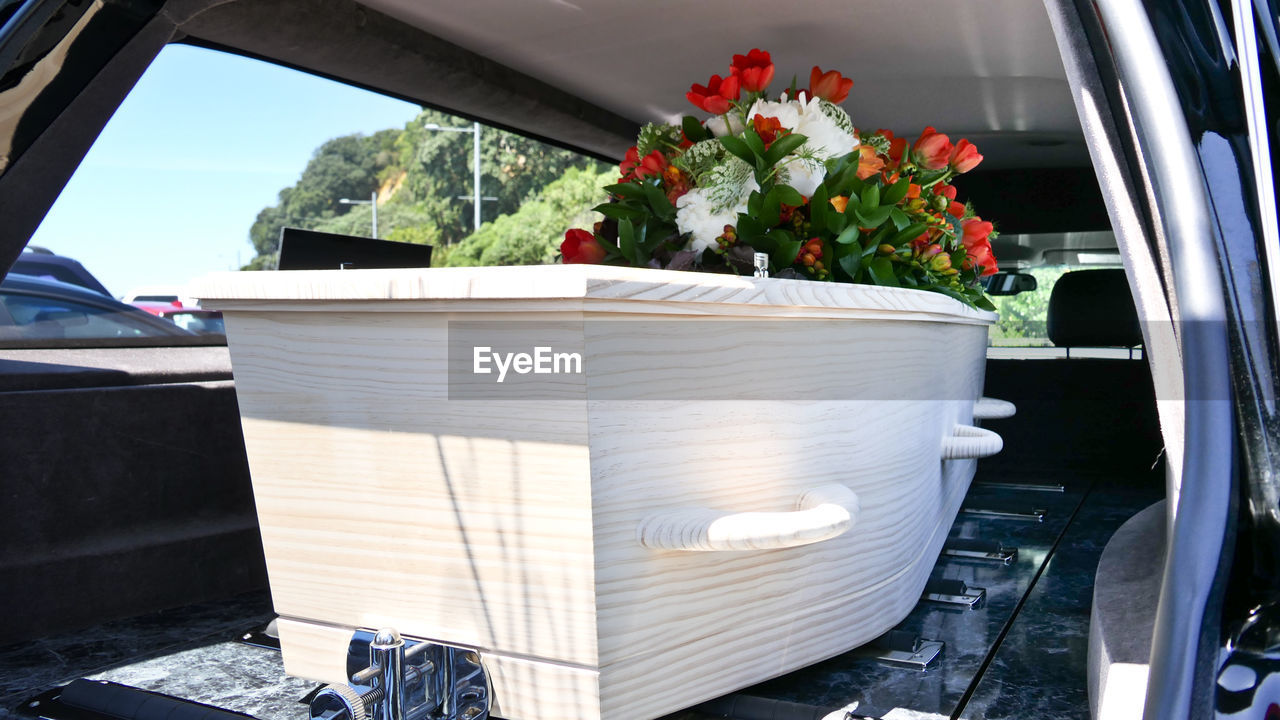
197,266,997,720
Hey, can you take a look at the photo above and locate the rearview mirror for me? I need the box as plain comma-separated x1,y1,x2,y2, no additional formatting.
984,271,1038,296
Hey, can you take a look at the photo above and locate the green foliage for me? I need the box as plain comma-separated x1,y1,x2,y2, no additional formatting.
243,108,599,269
445,166,613,267
989,266,1069,345
247,130,401,261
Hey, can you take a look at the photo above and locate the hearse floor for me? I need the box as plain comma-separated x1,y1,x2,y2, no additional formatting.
0,473,1162,720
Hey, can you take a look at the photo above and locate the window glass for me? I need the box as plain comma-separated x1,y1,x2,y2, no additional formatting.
986,231,1134,358
22,42,605,350
1,292,165,340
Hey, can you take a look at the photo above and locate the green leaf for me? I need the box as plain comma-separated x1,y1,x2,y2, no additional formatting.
854,205,893,228
771,184,804,208
889,207,911,230
719,135,757,166
837,246,861,279
867,257,899,287
809,186,829,234
827,207,848,235
761,133,808,169
974,295,997,312
736,215,765,242
681,116,709,143
772,235,801,270
744,129,767,160
836,172,865,198
834,222,862,245
759,189,782,228
889,222,928,246
604,183,646,200
861,184,880,209
641,182,676,221
618,219,639,265
882,178,911,206
593,203,647,222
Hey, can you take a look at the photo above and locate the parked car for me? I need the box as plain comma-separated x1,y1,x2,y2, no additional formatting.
9,248,113,297
0,273,200,345
121,285,200,308
148,306,225,335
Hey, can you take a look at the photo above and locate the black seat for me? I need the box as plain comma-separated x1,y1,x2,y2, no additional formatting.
1047,268,1142,352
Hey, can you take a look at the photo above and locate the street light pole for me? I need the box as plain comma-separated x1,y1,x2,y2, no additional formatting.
472,121,481,233
424,122,484,233
337,191,379,238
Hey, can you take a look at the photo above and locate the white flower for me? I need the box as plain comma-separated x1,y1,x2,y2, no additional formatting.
745,93,858,195
704,114,745,137
791,94,859,159
780,157,826,197
745,97,803,130
676,187,751,254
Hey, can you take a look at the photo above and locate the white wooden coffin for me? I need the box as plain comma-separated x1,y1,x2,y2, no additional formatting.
193,265,1002,720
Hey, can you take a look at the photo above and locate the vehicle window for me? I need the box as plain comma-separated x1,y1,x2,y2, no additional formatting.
986,231,1136,358
1,292,162,340
23,42,605,351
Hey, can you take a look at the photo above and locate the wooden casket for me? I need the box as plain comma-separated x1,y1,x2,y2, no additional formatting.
193,265,1006,720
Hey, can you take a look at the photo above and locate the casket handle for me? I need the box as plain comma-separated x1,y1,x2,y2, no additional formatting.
973,397,1017,420
636,483,860,552
942,424,1004,459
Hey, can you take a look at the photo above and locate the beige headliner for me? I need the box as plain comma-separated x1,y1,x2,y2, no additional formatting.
359,0,1085,168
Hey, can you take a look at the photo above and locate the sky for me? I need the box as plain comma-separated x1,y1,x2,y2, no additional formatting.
28,44,423,298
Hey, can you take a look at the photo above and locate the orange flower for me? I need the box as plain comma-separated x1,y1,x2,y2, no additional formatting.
808,66,853,103
830,195,849,213
562,229,606,264
961,217,999,276
731,49,775,93
687,74,741,115
855,145,885,180
949,139,983,173
663,165,691,204
752,114,786,149
912,126,953,170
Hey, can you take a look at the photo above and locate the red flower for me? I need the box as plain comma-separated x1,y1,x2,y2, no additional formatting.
808,66,853,104
936,184,957,201
877,129,907,169
949,139,983,173
687,74,741,115
562,229,606,265
752,114,786,149
618,147,668,183
912,126,953,170
731,49,775,93
961,217,998,276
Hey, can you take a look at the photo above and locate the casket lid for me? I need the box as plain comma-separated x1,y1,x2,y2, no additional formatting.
192,265,996,325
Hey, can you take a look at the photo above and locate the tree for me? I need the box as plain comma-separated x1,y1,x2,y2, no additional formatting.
989,266,1068,344
242,109,602,270
446,166,610,267
246,129,403,264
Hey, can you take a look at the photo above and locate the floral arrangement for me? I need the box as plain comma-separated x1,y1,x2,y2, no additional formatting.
560,49,999,310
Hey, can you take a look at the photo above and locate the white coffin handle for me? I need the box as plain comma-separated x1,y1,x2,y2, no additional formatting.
973,396,1017,420
942,424,1004,459
637,483,861,552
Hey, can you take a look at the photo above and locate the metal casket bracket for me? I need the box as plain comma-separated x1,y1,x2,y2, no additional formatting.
309,628,490,720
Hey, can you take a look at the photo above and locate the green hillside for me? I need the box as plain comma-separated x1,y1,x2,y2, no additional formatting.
243,109,609,269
